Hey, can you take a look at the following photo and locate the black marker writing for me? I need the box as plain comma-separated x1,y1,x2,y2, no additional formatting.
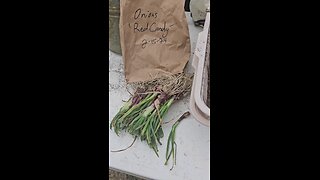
141,37,167,49
134,8,158,20
150,22,170,37
133,22,149,32
132,22,173,37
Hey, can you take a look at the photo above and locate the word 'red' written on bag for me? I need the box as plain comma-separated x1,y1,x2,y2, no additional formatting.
128,8,175,49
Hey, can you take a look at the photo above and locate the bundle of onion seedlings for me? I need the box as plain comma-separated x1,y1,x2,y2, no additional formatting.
110,73,193,156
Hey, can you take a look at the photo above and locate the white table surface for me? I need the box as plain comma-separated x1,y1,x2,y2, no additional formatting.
109,12,210,180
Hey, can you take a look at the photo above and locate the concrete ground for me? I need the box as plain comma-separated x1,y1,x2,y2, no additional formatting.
109,169,144,180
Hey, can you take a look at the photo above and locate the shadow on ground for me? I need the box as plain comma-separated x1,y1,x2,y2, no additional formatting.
109,169,144,180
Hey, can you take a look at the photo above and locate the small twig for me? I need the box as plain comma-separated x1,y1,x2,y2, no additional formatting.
122,98,130,102
163,111,191,126
126,86,133,96
176,111,190,123
111,136,137,152
162,118,175,125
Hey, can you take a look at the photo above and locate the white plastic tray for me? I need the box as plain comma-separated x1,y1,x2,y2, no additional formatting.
190,12,210,127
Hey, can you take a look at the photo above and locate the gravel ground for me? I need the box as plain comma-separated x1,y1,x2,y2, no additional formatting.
109,169,144,180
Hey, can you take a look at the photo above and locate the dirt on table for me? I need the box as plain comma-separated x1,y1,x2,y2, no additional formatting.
109,169,144,180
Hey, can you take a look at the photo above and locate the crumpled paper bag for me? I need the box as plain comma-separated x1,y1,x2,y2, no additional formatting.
119,0,191,82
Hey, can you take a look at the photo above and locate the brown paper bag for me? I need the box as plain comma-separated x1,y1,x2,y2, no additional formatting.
119,0,191,83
